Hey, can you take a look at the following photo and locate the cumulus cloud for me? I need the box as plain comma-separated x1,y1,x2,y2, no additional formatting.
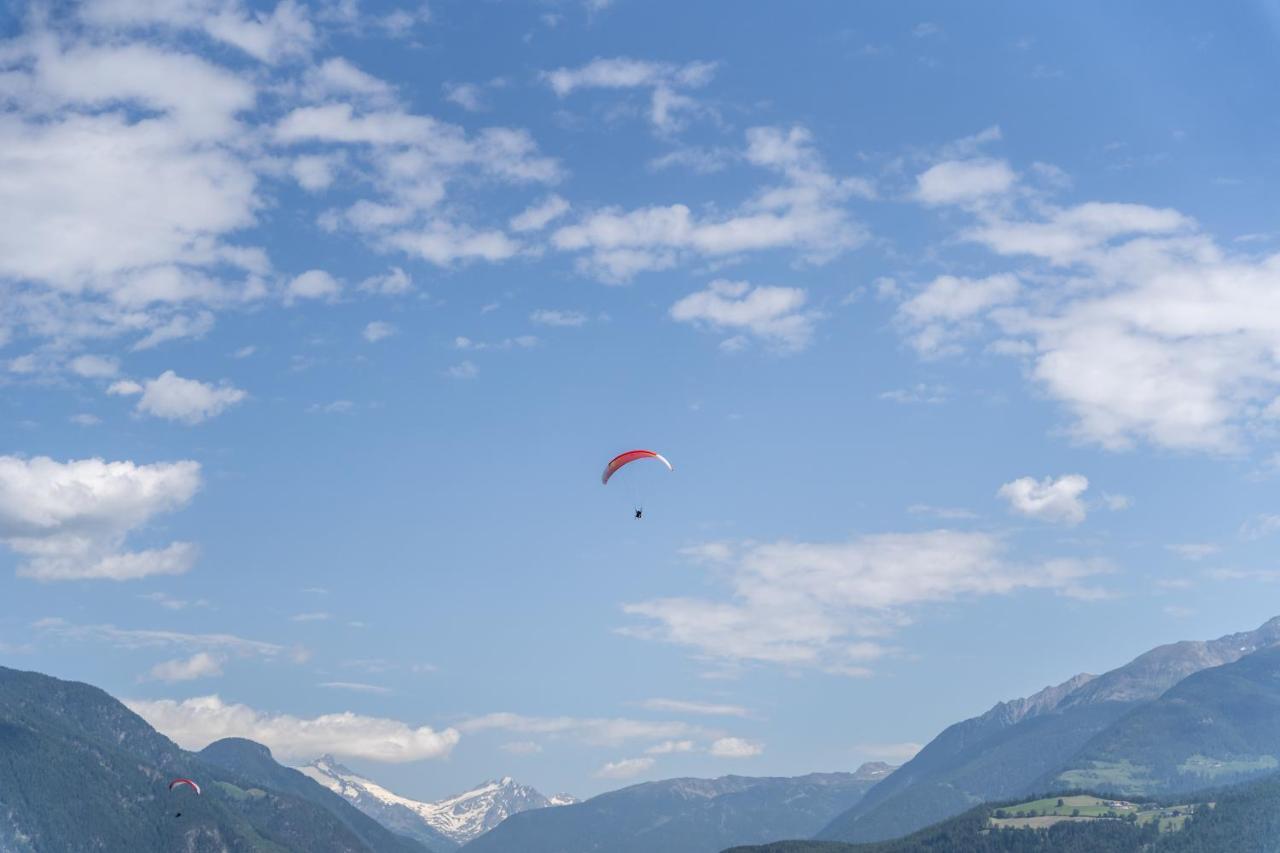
543,57,716,133
358,267,413,296
553,126,870,282
81,0,317,63
0,456,201,581
915,159,1016,206
362,321,396,342
671,280,818,352
287,270,342,303
898,274,1020,356
594,757,654,779
69,355,120,378
118,371,247,424
447,360,479,380
148,652,223,682
708,737,763,758
906,149,1280,452
127,695,460,762
623,532,1112,673
997,474,1089,525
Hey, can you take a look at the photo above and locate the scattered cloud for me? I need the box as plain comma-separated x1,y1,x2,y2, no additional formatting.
501,741,543,755
898,274,1020,356
69,355,120,378
594,757,654,779
113,371,247,424
907,504,978,520
708,737,763,758
543,57,716,133
531,309,588,327
880,384,948,405
128,695,459,762
363,321,397,342
35,618,295,661
291,612,331,622
671,280,818,352
1167,543,1219,561
0,456,201,581
914,159,1015,206
70,413,102,427
148,652,223,682
444,82,486,112
287,270,342,303
623,532,1112,673
510,195,571,233
358,267,413,296
640,698,749,718
645,739,695,755
447,361,479,380
997,474,1090,525
458,712,698,746
318,681,392,694
552,126,870,282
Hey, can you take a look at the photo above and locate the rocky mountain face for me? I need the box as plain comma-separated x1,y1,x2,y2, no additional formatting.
818,617,1280,845
298,756,575,848
0,665,429,853
459,767,893,853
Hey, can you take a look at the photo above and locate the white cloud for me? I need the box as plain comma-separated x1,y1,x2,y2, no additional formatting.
292,611,331,622
708,737,762,758
543,58,717,131
318,681,392,694
363,321,396,342
69,355,120,378
444,82,485,112
501,741,543,755
640,698,749,717
510,195,570,232
671,280,818,352
0,456,201,581
880,385,948,405
291,154,344,191
70,413,102,427
997,474,1089,525
915,159,1016,206
530,309,588,327
287,270,342,303
1167,543,1219,561
127,695,460,762
149,652,223,682
553,126,869,281
645,739,695,755
304,57,395,103
82,0,317,64
358,267,413,296
447,361,479,380
594,757,654,779
35,618,294,661
458,712,697,746
623,532,1112,672
129,371,247,424
898,274,1019,355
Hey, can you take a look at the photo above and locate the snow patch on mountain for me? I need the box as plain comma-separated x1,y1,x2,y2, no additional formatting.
297,755,576,846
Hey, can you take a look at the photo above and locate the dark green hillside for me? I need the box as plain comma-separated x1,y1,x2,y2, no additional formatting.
1048,645,1280,795
0,665,430,853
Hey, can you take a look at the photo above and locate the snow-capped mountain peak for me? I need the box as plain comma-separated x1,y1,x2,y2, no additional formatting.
297,757,577,847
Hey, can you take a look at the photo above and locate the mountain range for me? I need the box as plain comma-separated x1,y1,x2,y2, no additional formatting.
461,765,894,853
298,757,575,849
816,616,1280,844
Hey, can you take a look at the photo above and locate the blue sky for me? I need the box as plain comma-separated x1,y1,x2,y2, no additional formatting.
3,0,1280,801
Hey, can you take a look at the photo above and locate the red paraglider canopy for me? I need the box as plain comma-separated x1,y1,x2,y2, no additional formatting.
169,778,201,795
601,450,673,485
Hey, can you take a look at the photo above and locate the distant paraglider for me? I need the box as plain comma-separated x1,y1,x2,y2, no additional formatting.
170,777,200,818
602,450,673,518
